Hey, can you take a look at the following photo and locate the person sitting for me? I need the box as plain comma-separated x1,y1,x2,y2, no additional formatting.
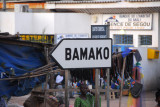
155,89,160,107
74,83,101,107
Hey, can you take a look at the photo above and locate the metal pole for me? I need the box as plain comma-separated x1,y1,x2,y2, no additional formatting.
65,70,69,107
95,69,100,107
107,68,110,107
119,57,126,107
2,0,6,11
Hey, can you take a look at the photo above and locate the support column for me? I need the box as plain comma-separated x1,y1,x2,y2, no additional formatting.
95,69,100,107
65,70,69,107
107,68,110,107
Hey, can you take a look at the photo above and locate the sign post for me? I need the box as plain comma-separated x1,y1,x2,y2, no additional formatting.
107,68,110,107
91,25,109,38
91,24,111,107
50,38,112,107
95,69,100,107
51,39,112,69
65,70,69,107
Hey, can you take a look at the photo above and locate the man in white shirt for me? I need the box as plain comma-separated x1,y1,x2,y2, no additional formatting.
55,71,64,97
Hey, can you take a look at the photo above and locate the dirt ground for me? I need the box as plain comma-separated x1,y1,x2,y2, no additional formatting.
8,91,156,107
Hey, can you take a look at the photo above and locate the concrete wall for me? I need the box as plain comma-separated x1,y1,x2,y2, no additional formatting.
15,13,55,34
0,12,90,36
15,13,33,34
91,13,160,91
54,13,91,35
0,12,15,34
0,12,55,35
131,47,160,91
32,13,55,34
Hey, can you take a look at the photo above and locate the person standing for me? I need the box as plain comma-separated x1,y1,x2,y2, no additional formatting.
55,71,64,97
74,84,101,107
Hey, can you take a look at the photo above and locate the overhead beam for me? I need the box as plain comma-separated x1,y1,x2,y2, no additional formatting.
45,1,160,9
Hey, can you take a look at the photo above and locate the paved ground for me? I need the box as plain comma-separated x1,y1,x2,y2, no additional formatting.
8,91,157,107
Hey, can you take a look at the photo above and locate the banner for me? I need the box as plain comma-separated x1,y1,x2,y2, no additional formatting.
55,34,89,44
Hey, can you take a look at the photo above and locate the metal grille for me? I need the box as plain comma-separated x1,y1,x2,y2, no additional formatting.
140,35,152,45
114,35,133,44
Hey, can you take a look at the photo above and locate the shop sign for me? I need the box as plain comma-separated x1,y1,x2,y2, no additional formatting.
50,39,112,69
20,34,54,44
91,25,109,38
103,14,152,30
55,34,89,44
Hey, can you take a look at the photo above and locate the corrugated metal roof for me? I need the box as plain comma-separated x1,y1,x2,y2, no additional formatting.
46,0,160,14
47,0,121,4
126,0,160,2
6,0,43,1
55,7,160,14
47,0,160,4
5,0,160,3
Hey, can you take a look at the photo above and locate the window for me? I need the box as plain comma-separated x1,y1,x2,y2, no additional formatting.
114,35,133,44
139,35,152,45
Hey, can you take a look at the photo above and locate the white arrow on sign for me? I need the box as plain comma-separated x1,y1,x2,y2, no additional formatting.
51,39,112,69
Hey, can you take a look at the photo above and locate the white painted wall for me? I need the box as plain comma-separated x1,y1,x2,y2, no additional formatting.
15,13,33,34
0,12,15,34
91,13,160,91
54,13,91,35
15,13,55,34
0,12,90,36
32,13,55,34
91,13,159,47
0,12,55,35
131,47,160,91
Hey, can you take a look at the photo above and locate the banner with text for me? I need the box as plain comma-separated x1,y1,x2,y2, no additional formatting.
103,14,152,30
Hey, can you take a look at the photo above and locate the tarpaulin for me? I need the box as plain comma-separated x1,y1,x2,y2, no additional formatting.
121,48,132,58
0,43,47,98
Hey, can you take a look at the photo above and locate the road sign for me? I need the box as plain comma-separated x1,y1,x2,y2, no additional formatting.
91,25,109,38
50,39,112,69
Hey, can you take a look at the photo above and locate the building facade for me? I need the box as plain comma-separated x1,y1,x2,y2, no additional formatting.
0,0,160,91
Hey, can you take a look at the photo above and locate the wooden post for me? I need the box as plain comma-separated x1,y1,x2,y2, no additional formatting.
49,73,54,89
44,46,49,107
95,69,99,107
65,70,69,107
44,73,49,107
107,68,110,107
119,57,127,107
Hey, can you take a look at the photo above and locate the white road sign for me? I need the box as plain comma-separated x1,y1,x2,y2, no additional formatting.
51,39,112,69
